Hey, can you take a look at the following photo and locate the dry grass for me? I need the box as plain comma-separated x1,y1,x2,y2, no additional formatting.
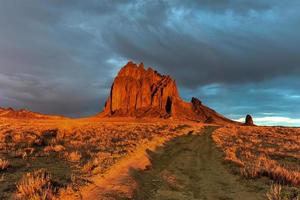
0,158,9,171
44,145,65,154
56,186,80,200
266,184,300,200
0,117,196,198
266,184,284,200
240,154,300,185
15,169,55,200
67,151,81,162
213,126,300,186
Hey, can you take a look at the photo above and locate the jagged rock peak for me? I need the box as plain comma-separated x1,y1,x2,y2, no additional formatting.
117,61,162,79
102,61,180,117
99,61,238,125
191,97,202,106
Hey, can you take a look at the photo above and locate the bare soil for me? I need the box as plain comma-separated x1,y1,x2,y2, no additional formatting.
132,126,266,200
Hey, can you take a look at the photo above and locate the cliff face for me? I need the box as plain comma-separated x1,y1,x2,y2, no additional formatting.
100,61,237,124
102,61,180,117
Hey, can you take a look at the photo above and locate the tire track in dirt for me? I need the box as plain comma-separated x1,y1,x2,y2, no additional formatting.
132,126,265,200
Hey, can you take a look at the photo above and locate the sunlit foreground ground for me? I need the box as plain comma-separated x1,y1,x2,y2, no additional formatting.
0,117,299,199
0,117,201,199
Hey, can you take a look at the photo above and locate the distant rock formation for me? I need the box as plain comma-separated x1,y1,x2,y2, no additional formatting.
0,107,64,119
102,61,178,118
245,114,254,126
99,61,238,124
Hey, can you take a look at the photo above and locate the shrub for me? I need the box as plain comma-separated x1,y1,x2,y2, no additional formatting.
67,151,81,162
15,169,55,200
57,186,78,200
82,157,101,174
53,145,65,152
266,184,300,200
266,184,283,200
240,161,260,178
240,154,300,186
0,158,9,171
44,145,65,154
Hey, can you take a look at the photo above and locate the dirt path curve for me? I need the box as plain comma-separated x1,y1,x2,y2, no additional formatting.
78,135,174,200
132,126,265,200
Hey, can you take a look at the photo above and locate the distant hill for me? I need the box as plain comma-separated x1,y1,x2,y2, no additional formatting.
0,107,65,119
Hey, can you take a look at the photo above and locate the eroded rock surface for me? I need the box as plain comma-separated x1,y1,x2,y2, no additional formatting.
102,61,179,118
100,61,237,124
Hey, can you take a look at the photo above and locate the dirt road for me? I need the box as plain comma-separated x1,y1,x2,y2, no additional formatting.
132,126,265,200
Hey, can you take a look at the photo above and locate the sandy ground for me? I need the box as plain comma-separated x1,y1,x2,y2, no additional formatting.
78,137,164,200
2,117,298,199
76,128,190,200
132,126,265,200
74,126,266,200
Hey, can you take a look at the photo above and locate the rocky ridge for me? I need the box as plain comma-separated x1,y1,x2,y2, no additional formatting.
0,107,64,119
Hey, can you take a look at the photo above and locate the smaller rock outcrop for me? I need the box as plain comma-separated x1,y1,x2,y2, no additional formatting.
245,114,254,126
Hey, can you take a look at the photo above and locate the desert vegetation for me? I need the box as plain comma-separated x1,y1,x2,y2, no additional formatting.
0,117,195,199
0,158,9,171
15,169,55,200
1,115,299,199
213,125,300,198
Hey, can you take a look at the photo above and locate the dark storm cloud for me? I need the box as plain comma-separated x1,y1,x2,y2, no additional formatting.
0,0,114,116
185,77,300,125
100,0,300,87
0,0,299,124
182,77,300,118
175,0,272,14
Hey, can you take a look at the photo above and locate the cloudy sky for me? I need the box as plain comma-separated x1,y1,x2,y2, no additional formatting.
0,0,300,126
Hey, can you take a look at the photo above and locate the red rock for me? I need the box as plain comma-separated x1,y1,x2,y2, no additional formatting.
100,61,238,124
0,107,65,119
245,114,254,126
102,61,180,118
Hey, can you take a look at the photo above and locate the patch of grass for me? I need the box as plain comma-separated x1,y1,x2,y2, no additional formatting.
240,154,300,186
0,158,9,171
66,151,81,163
0,155,72,199
266,183,300,200
15,169,55,200
213,126,300,195
0,118,194,199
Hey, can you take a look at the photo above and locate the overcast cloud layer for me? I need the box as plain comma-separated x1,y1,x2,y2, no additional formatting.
0,0,299,125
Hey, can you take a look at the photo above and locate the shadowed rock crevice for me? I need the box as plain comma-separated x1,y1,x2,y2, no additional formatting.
165,97,172,114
